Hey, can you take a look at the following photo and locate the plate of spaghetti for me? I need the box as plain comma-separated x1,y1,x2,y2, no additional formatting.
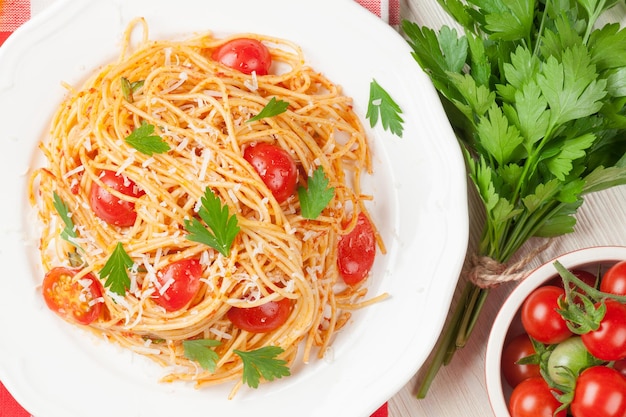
0,0,468,416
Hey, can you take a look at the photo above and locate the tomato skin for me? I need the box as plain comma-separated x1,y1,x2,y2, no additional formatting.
42,267,103,325
547,336,598,387
581,299,626,361
521,285,572,345
570,366,626,417
90,170,144,227
212,38,272,75
601,261,626,296
153,259,203,312
243,142,298,203
501,333,541,388
337,212,377,285
509,377,566,417
548,269,598,291
227,298,292,333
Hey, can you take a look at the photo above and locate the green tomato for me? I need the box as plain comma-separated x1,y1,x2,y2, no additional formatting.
547,336,601,387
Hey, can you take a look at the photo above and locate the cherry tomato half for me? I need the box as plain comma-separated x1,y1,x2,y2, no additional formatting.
509,376,566,417
244,142,298,203
601,260,626,296
227,298,291,333
581,299,626,361
521,285,572,345
337,212,376,286
153,259,203,312
212,38,272,75
42,267,103,325
501,333,541,388
570,366,626,417
90,170,144,227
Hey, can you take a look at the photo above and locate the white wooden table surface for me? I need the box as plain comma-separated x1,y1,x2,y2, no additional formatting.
391,2,626,415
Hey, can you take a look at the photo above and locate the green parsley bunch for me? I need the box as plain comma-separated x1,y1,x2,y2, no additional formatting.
402,0,626,396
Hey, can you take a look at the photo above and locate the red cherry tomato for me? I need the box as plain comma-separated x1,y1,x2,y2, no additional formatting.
509,376,566,417
501,333,541,388
547,269,598,291
521,285,572,345
581,299,626,361
153,259,203,312
42,267,103,325
227,298,291,333
212,38,272,75
337,212,376,286
90,170,144,227
570,366,626,417
243,142,298,203
601,260,626,296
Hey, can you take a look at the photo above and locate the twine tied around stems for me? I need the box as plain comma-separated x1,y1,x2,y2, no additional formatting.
466,240,553,289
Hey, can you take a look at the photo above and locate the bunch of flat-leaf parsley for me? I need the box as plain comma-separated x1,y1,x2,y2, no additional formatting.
402,0,626,397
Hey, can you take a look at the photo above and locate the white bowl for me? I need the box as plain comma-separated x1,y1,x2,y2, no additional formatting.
485,245,626,416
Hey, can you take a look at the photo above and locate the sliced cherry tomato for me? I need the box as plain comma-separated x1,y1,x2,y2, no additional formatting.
153,259,203,312
509,376,566,417
521,285,572,345
570,366,626,417
243,142,298,203
501,333,541,388
601,260,626,296
227,298,291,333
212,38,272,75
42,267,103,325
90,170,144,227
337,212,376,286
581,299,626,361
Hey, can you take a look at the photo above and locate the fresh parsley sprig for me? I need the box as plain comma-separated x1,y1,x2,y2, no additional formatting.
120,77,144,103
247,97,289,122
124,121,171,156
366,79,404,138
298,166,335,219
184,187,240,257
100,242,133,296
183,339,221,372
234,346,291,388
403,0,626,397
52,192,78,246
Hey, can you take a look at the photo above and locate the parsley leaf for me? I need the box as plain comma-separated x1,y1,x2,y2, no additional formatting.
184,187,240,257
120,77,144,103
247,97,289,122
298,166,335,219
52,192,78,245
234,346,291,388
124,121,170,156
183,339,221,372
366,79,404,137
100,242,133,295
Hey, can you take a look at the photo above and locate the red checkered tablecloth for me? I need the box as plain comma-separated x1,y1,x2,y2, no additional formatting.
0,1,399,416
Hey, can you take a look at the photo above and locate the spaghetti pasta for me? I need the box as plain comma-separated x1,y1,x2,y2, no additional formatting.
29,18,385,396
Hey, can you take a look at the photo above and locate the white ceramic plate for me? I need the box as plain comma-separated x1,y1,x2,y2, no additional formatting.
0,1,468,416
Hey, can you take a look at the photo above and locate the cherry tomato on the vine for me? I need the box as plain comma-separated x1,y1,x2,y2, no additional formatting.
501,333,541,388
547,269,598,292
153,258,203,312
581,299,626,361
227,298,292,333
337,212,376,286
570,366,626,417
212,38,272,75
90,170,144,227
508,376,566,417
244,142,298,204
42,267,103,325
601,260,626,296
521,285,572,345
